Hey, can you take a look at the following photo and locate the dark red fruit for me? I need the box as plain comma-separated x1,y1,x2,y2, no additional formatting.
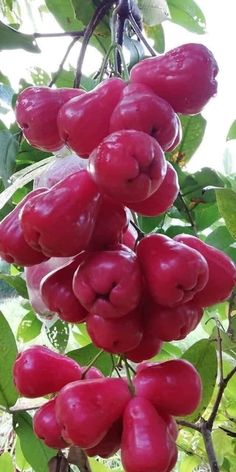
130,43,218,114
33,398,68,449
85,418,122,458
13,345,82,397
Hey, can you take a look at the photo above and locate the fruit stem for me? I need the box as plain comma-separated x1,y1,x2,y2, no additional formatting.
98,43,129,81
128,12,156,57
123,356,135,394
82,349,104,377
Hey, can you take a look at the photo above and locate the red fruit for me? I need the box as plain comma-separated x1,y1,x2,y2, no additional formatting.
20,170,101,257
13,345,82,397
73,249,142,318
25,257,72,316
159,412,178,441
130,43,218,114
121,397,175,472
33,152,87,189
88,196,128,250
16,86,84,151
40,254,88,323
128,162,179,216
122,222,138,250
0,189,48,266
110,83,180,151
57,78,126,156
55,378,131,448
134,359,202,416
82,366,104,380
137,234,209,307
33,398,68,449
88,130,167,203
167,115,182,152
85,418,122,458
174,234,236,307
86,308,143,354
145,301,203,342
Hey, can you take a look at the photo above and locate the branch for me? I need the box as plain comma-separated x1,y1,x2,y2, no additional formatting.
176,419,200,432
74,0,118,88
177,192,198,235
68,446,92,472
207,365,236,430
200,420,220,472
34,30,85,39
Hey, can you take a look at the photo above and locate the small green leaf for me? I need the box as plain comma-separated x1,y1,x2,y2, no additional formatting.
0,273,28,298
226,120,236,141
168,114,206,165
215,188,236,240
0,311,18,407
180,455,201,472
17,311,42,343
194,202,220,231
138,0,170,26
0,452,14,472
68,343,113,376
45,319,69,352
88,458,110,472
145,24,165,53
138,214,164,233
0,21,40,52
30,67,51,86
13,412,54,472
205,226,235,251
0,130,19,188
15,437,31,471
181,339,217,421
168,0,206,34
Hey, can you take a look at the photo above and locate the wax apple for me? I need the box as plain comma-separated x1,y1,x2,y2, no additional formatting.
55,378,131,448
128,162,179,216
33,152,87,189
73,248,142,318
134,359,202,416
57,78,126,156
130,43,218,114
110,83,180,151
16,86,84,151
13,345,83,397
121,397,176,472
137,234,209,306
174,234,236,307
40,253,87,323
20,170,101,257
33,398,68,449
0,189,48,266
85,418,122,458
88,130,167,203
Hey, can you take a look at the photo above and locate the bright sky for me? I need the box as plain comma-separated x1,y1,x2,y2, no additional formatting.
1,0,236,174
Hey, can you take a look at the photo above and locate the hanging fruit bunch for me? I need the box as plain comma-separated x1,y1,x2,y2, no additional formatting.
0,0,235,471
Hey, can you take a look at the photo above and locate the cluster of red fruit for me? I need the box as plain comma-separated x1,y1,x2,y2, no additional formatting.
13,345,202,472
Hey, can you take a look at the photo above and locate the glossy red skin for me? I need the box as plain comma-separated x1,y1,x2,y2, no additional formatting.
121,397,175,472
174,234,236,307
13,345,83,398
137,234,209,307
85,418,122,458
88,130,167,203
159,412,178,441
128,162,179,216
55,378,131,449
145,300,203,342
25,257,72,315
16,86,84,151
86,308,143,354
33,398,68,449
130,43,218,115
0,189,49,266
58,78,126,157
33,153,87,189
20,170,101,257
82,366,104,380
134,359,202,416
110,83,179,152
122,223,138,250
88,196,128,250
167,115,182,152
40,253,88,323
73,249,142,318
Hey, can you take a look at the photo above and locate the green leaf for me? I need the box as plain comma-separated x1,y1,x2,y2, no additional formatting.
145,24,165,53
0,21,40,52
138,0,170,26
212,429,233,467
15,437,31,471
88,458,111,472
17,311,42,343
0,130,19,188
215,189,236,240
138,214,164,232
168,0,206,34
0,452,14,472
13,412,54,472
0,273,28,298
45,319,69,352
0,84,14,114
168,114,206,165
30,67,51,86
181,339,217,421
226,120,236,141
179,455,201,472
194,202,220,231
45,0,83,31
0,311,18,407
205,226,235,252
68,343,113,376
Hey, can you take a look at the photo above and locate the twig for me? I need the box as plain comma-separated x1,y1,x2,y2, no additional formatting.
200,419,220,472
48,37,80,87
34,30,85,38
207,365,236,430
177,419,200,432
128,12,156,56
177,192,198,235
